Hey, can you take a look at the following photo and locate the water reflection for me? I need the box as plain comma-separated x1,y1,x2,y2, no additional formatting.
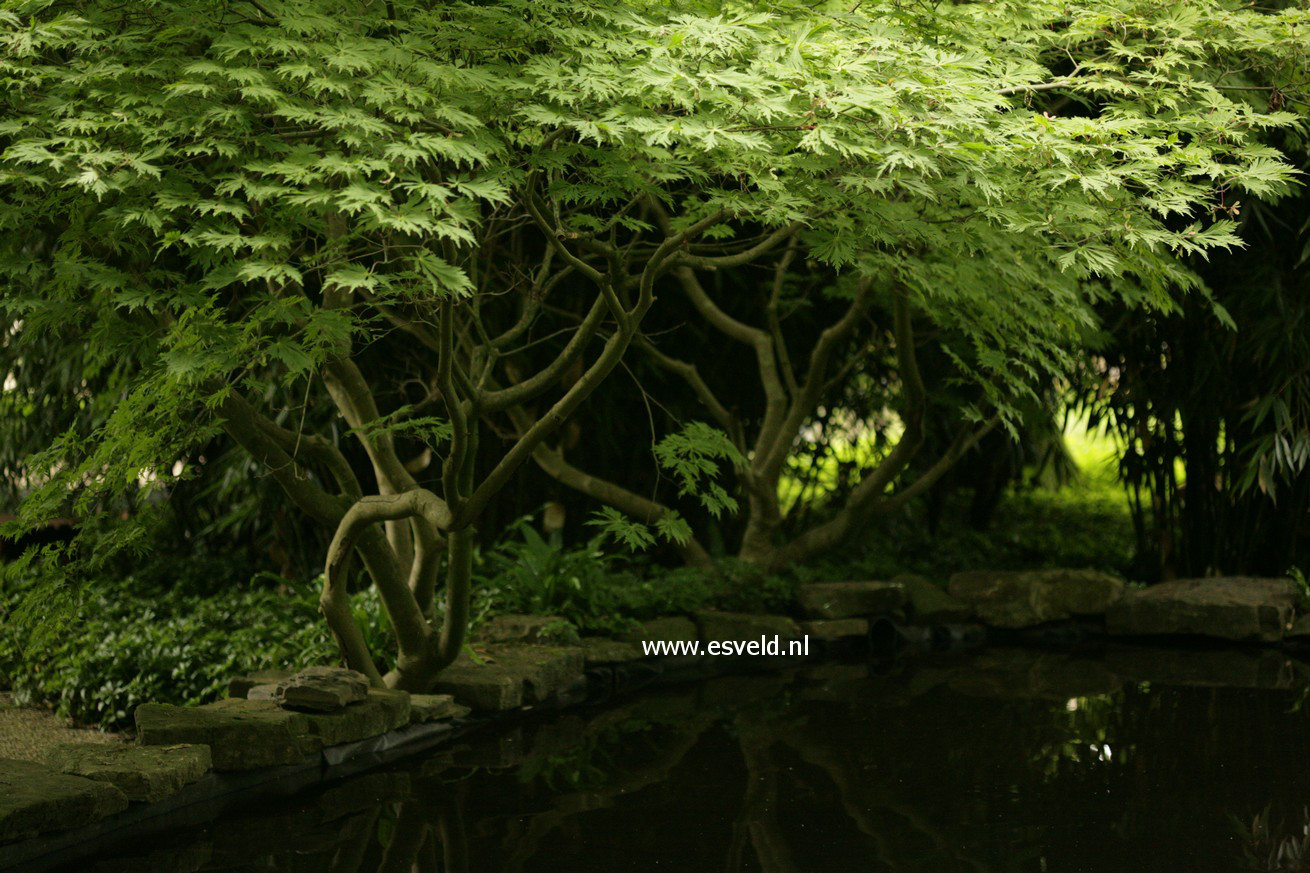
67,645,1310,872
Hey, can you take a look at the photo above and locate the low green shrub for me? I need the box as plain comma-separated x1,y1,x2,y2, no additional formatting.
803,481,1137,584
469,520,798,635
0,573,374,730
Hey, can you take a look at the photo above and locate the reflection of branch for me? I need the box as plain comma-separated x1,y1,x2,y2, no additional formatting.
328,806,380,873
776,725,991,873
378,802,434,873
734,719,800,873
497,707,720,873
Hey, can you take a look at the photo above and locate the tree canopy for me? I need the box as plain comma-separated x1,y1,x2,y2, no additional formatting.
1,0,1306,685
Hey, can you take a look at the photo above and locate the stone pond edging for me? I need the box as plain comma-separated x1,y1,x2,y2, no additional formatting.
4,570,1308,868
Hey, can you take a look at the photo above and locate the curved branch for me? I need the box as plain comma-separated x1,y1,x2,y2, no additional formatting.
871,418,999,513
758,278,874,481
249,407,363,502
673,223,798,271
481,293,609,413
219,391,347,528
323,491,451,678
635,334,743,449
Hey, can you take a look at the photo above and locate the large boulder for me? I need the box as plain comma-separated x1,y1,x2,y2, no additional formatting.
0,758,129,844
135,699,321,771
796,581,906,620
45,743,211,803
894,574,974,624
948,569,1124,629
1106,577,1299,642
275,666,370,712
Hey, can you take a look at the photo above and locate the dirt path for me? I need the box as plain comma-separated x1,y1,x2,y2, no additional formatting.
0,692,130,763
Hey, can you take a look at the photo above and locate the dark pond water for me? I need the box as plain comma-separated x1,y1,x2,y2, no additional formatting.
61,645,1310,872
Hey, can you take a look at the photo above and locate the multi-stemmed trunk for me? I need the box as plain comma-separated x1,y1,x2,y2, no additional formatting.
219,199,736,690
529,240,996,575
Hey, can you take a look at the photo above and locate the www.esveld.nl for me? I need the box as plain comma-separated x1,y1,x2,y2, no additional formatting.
639,636,811,658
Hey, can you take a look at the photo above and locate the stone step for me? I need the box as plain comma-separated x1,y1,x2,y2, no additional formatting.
45,742,211,803
0,758,129,844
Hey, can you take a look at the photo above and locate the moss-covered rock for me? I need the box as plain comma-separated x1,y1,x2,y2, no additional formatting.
0,758,129,844
432,645,585,713
578,637,645,665
948,569,1124,629
895,574,974,624
796,581,907,620
227,670,293,700
475,614,579,645
299,689,411,747
696,611,803,646
618,616,698,644
409,694,469,724
135,699,321,771
45,742,211,803
798,619,869,641
1106,577,1297,642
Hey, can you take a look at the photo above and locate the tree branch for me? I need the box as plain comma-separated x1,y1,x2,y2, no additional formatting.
323,490,451,678
531,443,713,567
673,223,798,271
481,293,609,413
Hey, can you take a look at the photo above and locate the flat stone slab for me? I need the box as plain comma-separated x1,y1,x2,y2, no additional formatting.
895,574,974,624
486,645,585,704
696,612,803,647
578,638,645,665
475,614,579,645
948,569,1124,629
300,688,411,747
618,616,698,644
276,666,370,712
799,619,869,641
135,699,320,771
45,742,211,803
409,694,469,724
0,758,129,844
796,582,906,620
432,645,585,713
1106,577,1298,642
227,670,293,700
